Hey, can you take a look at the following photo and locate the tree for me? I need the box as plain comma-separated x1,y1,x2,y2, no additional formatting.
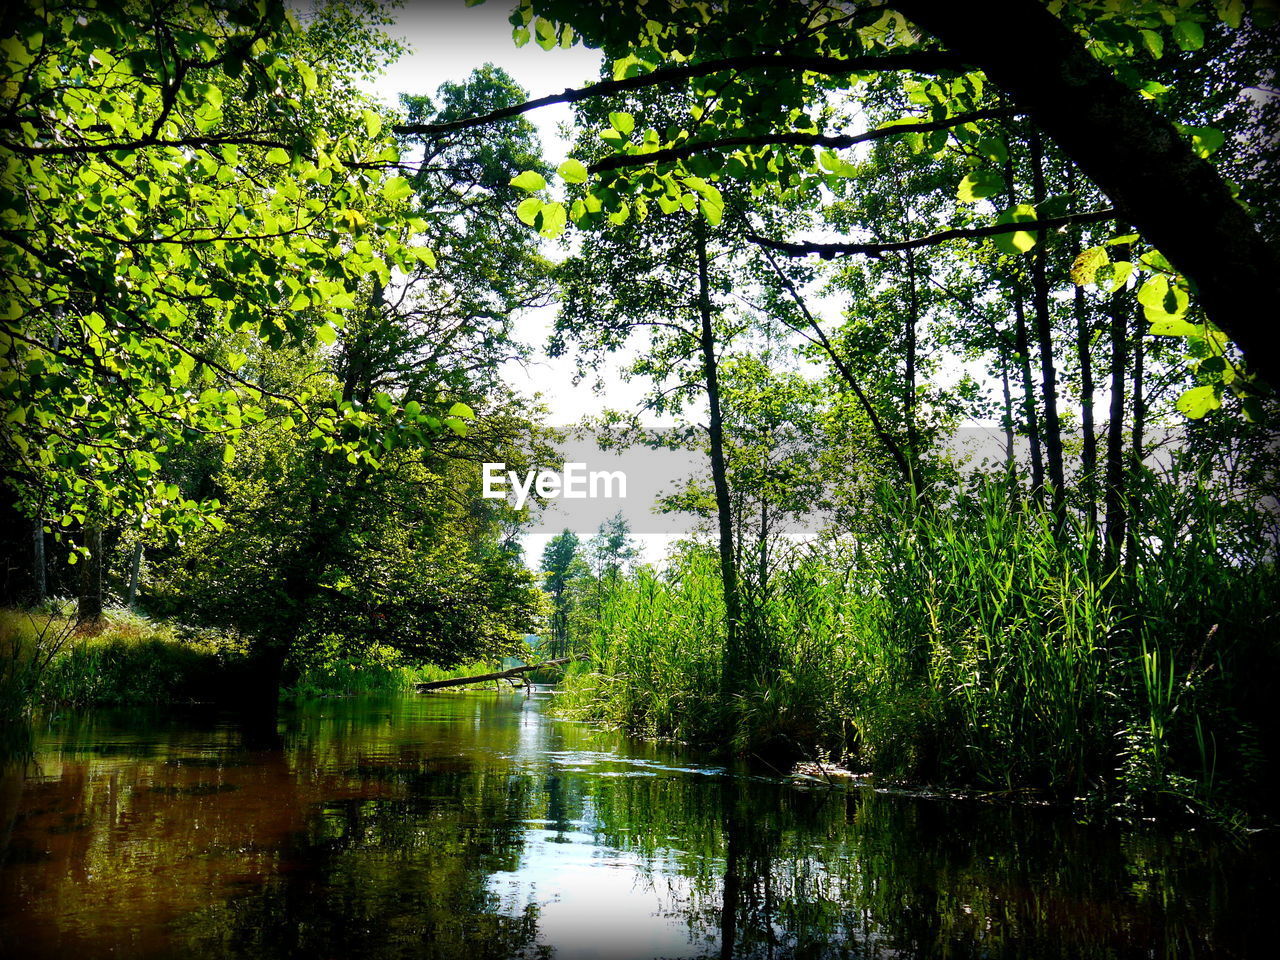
409,0,1278,403
0,0,460,573
540,529,585,656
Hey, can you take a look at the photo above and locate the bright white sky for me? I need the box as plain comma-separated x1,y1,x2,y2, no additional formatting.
358,1,678,564
358,1,668,428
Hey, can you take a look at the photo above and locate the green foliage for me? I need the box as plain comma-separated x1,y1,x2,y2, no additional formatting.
1,606,245,711
559,479,1279,816
0,0,439,542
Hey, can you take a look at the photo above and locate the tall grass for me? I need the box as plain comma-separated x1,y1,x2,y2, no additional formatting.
1,604,245,712
558,480,1279,815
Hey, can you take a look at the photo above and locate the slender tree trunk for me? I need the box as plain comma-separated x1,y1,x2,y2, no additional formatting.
1103,252,1131,570
1068,170,1098,532
1014,293,1045,497
1075,287,1098,529
757,498,769,595
1029,132,1066,522
999,351,1017,483
32,518,46,603
904,247,920,471
1126,308,1146,577
697,227,742,697
761,248,920,497
77,521,103,622
126,542,143,607
1005,145,1044,499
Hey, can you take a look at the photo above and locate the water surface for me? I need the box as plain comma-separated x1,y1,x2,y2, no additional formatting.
0,690,1274,958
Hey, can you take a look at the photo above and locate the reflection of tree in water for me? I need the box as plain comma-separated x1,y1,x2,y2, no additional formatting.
174,771,551,960
4,696,1276,960
582,771,1272,960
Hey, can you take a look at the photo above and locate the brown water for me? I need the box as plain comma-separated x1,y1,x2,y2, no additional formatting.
0,690,1274,959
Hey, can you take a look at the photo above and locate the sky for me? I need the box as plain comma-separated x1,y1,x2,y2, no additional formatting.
356,1,680,565
358,1,662,427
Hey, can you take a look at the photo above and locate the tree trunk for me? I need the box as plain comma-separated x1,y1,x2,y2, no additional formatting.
1014,293,1045,498
896,0,1280,389
126,542,143,607
32,518,45,604
1029,131,1066,522
999,350,1018,500
1126,306,1147,578
904,247,919,474
1103,256,1131,571
698,226,743,697
1067,168,1099,531
1005,147,1044,500
77,521,103,622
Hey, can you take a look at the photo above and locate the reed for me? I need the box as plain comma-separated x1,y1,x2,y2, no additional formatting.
558,479,1279,815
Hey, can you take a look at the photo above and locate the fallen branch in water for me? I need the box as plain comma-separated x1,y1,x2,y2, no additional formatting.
414,656,584,692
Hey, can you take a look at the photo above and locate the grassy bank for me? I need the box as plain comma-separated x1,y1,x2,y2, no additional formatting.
556,484,1280,820
0,605,242,712
0,606,513,713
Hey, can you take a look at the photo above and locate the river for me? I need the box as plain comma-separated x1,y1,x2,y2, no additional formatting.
0,689,1274,958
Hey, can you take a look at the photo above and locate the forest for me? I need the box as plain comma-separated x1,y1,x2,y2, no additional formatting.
2,0,1279,841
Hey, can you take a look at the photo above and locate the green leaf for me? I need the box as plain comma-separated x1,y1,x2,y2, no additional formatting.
265,147,291,164
510,170,547,192
1139,28,1164,59
1176,384,1220,419
1184,125,1224,158
957,169,1005,203
1173,20,1205,50
700,193,723,226
558,158,589,183
993,204,1038,255
516,196,542,225
222,443,236,464
1149,318,1198,337
1070,246,1109,286
317,323,338,345
361,109,382,138
538,201,567,238
608,111,635,135
1138,275,1189,321
1095,260,1134,293
382,176,413,202
447,401,474,419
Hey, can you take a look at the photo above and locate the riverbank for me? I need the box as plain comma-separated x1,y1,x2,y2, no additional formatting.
0,606,512,715
4,688,1277,959
551,491,1280,827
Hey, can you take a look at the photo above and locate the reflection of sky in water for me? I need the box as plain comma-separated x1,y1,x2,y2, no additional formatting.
490,828,708,960
3,691,1277,960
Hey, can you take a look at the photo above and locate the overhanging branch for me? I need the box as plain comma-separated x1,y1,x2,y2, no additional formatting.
392,51,969,139
590,108,1014,174
748,208,1115,259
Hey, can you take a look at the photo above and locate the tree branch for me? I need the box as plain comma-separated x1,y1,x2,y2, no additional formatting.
590,108,1014,174
747,209,1115,259
391,52,969,138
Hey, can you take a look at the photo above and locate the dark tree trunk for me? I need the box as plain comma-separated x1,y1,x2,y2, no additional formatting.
904,247,919,472
32,518,46,603
1068,169,1099,531
77,521,103,622
1029,131,1066,522
697,227,743,697
1103,257,1131,571
126,542,143,607
1014,293,1045,498
896,0,1280,389
1126,306,1147,578
999,350,1018,494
